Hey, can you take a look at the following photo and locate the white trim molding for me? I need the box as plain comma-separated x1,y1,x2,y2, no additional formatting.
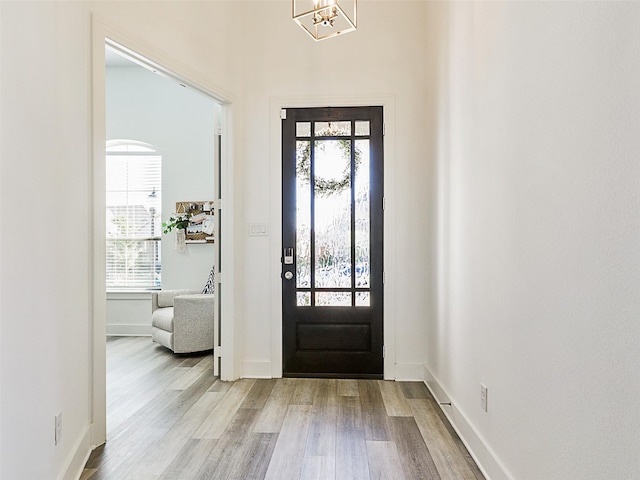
423,365,513,480
242,361,273,379
106,325,151,336
58,425,91,480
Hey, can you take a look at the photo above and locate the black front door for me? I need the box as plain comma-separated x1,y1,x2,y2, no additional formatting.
282,106,384,378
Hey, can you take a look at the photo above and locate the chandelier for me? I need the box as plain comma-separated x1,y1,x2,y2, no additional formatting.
293,0,357,42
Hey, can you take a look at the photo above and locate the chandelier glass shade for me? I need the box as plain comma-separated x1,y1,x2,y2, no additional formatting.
292,0,357,41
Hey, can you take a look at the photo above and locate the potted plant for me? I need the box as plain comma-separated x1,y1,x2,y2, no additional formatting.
162,214,191,253
162,214,191,233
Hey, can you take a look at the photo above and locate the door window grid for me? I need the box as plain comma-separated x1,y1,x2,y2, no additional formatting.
294,120,371,307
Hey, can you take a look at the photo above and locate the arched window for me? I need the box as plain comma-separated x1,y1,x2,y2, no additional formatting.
106,140,162,289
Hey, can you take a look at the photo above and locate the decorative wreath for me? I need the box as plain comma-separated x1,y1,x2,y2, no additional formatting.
296,139,361,197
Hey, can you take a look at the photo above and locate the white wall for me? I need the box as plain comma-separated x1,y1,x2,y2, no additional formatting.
0,2,93,478
425,2,640,479
105,292,152,336
105,63,217,335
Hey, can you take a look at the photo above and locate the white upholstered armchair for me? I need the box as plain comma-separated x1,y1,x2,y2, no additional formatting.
151,289,214,353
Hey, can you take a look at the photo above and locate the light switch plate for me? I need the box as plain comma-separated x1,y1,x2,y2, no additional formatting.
249,223,268,236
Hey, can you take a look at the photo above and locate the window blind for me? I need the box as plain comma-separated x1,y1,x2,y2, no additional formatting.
106,144,162,289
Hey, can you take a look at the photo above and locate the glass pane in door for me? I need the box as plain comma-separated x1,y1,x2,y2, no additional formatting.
355,121,370,136
354,140,370,288
314,140,351,289
315,121,351,136
316,292,351,306
296,122,311,137
356,292,371,306
296,141,311,289
297,292,311,306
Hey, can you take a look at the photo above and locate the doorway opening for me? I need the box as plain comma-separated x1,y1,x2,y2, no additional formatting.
92,30,232,448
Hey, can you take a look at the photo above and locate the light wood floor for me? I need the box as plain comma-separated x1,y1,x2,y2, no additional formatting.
81,336,484,480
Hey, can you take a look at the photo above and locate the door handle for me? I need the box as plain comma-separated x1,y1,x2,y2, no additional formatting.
284,271,294,280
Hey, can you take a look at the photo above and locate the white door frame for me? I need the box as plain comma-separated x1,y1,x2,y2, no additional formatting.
268,96,397,380
90,17,237,448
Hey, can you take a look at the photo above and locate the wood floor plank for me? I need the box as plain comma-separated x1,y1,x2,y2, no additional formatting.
399,380,431,399
336,428,369,480
176,352,211,368
300,379,340,479
193,378,256,439
194,391,226,414
150,367,219,430
234,432,279,480
107,346,175,402
168,355,214,390
337,378,360,397
252,378,296,433
107,354,175,411
305,397,338,457
290,378,318,405
240,378,277,409
336,396,369,480
107,362,195,433
109,371,203,443
366,440,406,480
390,416,442,480
337,394,363,430
301,455,336,480
104,390,182,460
106,339,163,376
313,378,338,407
157,438,218,480
379,380,413,417
263,404,313,480
208,378,232,393
358,379,390,441
193,408,262,480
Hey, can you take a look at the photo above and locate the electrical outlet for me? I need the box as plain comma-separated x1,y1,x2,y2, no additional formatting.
480,384,488,412
55,412,62,445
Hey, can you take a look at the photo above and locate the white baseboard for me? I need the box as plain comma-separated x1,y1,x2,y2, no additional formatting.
58,425,91,480
106,324,151,336
242,361,273,379
393,363,425,381
423,365,512,480
90,422,106,456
